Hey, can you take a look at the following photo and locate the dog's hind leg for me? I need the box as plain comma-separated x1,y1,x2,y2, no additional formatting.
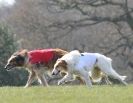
97,58,127,85
24,71,36,88
35,67,49,86
106,69,127,85
104,75,112,85
37,75,48,86
99,64,127,85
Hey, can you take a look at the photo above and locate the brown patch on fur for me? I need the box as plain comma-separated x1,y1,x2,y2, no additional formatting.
55,60,68,72
41,48,68,70
53,48,68,57
91,66,103,80
19,49,28,57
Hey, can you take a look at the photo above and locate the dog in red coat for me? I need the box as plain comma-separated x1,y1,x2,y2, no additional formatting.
5,48,68,88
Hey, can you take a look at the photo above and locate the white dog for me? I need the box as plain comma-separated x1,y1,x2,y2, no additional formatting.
52,50,127,86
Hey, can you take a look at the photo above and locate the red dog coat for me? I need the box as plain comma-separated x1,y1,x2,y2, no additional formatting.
28,49,54,64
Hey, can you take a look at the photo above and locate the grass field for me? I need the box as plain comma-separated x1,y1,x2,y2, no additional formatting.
0,85,133,103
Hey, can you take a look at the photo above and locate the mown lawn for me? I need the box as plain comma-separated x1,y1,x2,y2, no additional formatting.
0,85,133,103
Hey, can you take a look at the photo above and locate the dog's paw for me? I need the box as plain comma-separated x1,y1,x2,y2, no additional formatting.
58,81,62,85
58,81,64,85
24,86,28,88
24,84,29,88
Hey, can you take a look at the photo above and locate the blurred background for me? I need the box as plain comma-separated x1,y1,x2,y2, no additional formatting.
0,0,133,86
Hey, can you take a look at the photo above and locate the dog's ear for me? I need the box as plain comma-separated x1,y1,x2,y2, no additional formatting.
19,49,28,57
13,51,19,56
60,60,67,66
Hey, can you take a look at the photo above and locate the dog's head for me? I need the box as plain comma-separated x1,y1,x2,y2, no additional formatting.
52,59,68,75
4,49,28,71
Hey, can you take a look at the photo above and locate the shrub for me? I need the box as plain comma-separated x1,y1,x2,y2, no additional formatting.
0,24,24,86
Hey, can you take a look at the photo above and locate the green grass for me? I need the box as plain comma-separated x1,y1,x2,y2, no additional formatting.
0,85,133,103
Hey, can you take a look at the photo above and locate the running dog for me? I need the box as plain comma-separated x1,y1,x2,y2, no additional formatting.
52,50,127,87
5,48,68,88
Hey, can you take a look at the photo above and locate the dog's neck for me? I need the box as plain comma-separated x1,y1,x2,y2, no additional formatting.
23,52,30,67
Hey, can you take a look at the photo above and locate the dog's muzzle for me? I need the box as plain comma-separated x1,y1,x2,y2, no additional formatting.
52,69,60,75
4,64,14,71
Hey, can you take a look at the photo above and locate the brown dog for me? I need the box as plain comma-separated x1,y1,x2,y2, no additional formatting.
5,48,68,88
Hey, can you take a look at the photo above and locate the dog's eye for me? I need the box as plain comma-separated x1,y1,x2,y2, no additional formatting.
15,55,24,61
56,65,59,68
9,60,17,65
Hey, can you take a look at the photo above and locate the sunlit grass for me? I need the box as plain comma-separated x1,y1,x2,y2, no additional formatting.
0,85,133,103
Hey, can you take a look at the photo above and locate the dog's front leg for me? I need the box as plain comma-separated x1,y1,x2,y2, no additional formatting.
58,73,73,85
24,71,36,88
80,71,92,87
103,75,112,85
